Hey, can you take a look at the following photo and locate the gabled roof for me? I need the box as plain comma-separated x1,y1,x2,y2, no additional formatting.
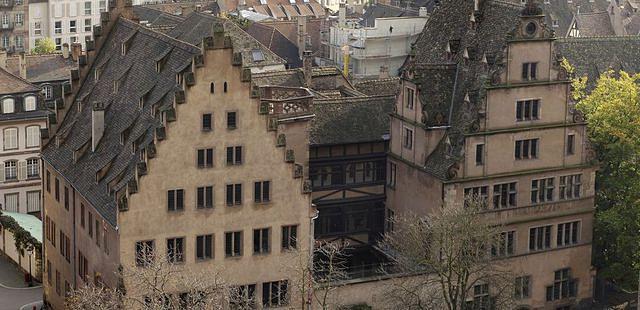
6,54,77,84
42,18,202,226
0,67,40,95
574,11,615,36
245,22,302,68
538,0,610,37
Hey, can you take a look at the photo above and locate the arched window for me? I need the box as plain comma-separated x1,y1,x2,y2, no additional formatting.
24,95,36,111
25,125,40,148
3,127,17,150
2,97,14,113
223,82,228,93
210,82,215,94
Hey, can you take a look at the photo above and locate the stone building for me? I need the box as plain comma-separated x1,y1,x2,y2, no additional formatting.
0,64,49,217
0,0,29,52
41,3,315,309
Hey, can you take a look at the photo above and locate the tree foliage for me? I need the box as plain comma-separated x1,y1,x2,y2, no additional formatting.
377,201,515,310
570,66,640,290
31,37,56,54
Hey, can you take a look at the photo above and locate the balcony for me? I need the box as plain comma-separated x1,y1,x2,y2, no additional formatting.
258,86,314,118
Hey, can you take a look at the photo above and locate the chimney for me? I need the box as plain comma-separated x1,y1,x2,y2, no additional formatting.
18,52,26,79
92,102,105,152
339,3,346,27
0,49,6,70
62,43,70,59
303,50,313,87
379,65,389,79
297,16,308,59
419,7,428,17
71,43,82,62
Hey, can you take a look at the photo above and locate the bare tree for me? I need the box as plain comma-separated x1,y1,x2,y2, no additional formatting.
312,240,351,310
377,199,515,310
67,245,230,309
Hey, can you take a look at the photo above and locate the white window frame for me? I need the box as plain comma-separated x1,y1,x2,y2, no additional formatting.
3,128,17,150
24,95,36,111
2,97,14,113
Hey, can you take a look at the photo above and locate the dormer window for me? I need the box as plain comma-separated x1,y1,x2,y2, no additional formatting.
24,95,36,111
42,85,53,99
113,80,120,93
2,98,14,114
121,42,128,55
95,68,102,81
155,60,162,73
552,20,559,27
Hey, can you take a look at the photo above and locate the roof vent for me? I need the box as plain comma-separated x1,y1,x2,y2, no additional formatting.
92,102,105,152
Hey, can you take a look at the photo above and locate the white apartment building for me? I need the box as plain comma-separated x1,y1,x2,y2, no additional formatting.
30,0,105,50
329,8,427,79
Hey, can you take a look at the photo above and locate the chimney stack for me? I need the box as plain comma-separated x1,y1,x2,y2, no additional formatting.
71,43,82,62
92,102,105,152
303,50,313,88
379,65,389,79
296,16,308,60
0,49,6,70
62,43,70,59
338,3,346,27
18,52,26,79
419,7,428,17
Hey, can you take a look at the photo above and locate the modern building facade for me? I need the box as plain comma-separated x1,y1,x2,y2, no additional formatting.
41,4,315,309
0,0,29,52
0,62,48,217
45,0,105,50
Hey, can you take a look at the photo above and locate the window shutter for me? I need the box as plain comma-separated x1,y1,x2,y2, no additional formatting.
0,165,5,182
17,160,26,180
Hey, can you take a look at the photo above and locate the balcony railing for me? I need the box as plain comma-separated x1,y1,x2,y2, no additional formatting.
258,86,314,117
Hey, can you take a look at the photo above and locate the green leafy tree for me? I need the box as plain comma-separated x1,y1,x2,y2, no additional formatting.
570,65,640,290
31,37,56,54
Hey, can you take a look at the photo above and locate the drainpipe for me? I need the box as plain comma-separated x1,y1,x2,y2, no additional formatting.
308,204,318,310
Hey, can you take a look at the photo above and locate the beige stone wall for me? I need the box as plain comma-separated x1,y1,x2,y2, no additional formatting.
119,48,312,307
506,40,553,84
386,158,443,217
0,224,40,279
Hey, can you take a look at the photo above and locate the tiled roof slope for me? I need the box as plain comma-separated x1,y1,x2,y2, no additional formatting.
6,54,77,83
167,12,286,68
574,11,615,36
409,0,523,179
133,5,184,26
555,36,640,83
310,96,395,145
0,67,40,95
246,22,302,68
353,77,401,96
41,18,201,226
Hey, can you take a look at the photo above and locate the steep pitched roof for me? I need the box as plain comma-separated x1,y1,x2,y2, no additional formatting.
0,67,40,95
353,77,401,96
167,12,286,68
574,11,615,36
540,0,610,37
41,18,202,226
310,96,395,145
6,54,77,84
245,22,302,68
359,4,419,27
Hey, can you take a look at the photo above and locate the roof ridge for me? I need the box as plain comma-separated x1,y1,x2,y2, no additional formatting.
0,66,39,92
354,77,400,84
577,10,609,16
490,0,525,9
314,94,396,103
557,35,640,41
119,17,200,53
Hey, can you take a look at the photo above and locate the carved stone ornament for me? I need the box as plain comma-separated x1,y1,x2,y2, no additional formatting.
294,164,303,178
285,149,295,163
446,163,458,180
491,70,502,85
276,134,286,147
302,180,312,193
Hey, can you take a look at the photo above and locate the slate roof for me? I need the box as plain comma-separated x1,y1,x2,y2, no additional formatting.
555,36,640,83
167,12,286,68
574,11,615,36
353,77,401,96
310,95,395,145
6,54,77,83
41,18,202,226
539,0,610,37
0,67,40,95
245,22,302,68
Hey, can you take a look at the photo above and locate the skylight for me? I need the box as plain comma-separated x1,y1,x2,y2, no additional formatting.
252,49,265,62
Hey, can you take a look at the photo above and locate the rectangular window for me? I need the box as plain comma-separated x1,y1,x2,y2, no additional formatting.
95,220,100,247
470,284,490,309
80,204,85,228
4,128,17,150
27,158,39,177
4,193,18,212
567,134,575,155
88,212,93,238
225,231,242,257
4,161,16,180
167,189,184,211
515,276,531,299
226,184,242,206
227,111,237,129
197,148,214,168
559,174,581,200
522,62,537,80
281,225,297,250
230,284,256,309
55,178,60,201
167,237,185,263
493,182,517,209
226,146,242,165
64,187,69,210
557,221,579,247
135,240,154,267
546,268,577,301
516,99,540,121
84,18,91,32
55,270,61,295
196,234,213,260
254,181,270,203
46,170,51,192
262,280,289,307
34,22,42,35
403,127,413,150
47,260,52,285
99,0,106,12
69,20,76,33
196,186,213,209
464,186,488,208
531,177,554,204
253,228,270,254
388,162,397,188
475,144,484,166
515,138,539,159
26,191,40,213
492,231,515,257
405,87,414,109
529,225,552,251
84,1,92,15
202,113,212,131
54,21,62,34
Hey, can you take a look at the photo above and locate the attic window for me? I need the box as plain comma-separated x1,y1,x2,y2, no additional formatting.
114,80,120,93
176,73,184,85
251,49,265,62
95,68,102,81
552,20,559,27
121,42,128,55
155,60,163,73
